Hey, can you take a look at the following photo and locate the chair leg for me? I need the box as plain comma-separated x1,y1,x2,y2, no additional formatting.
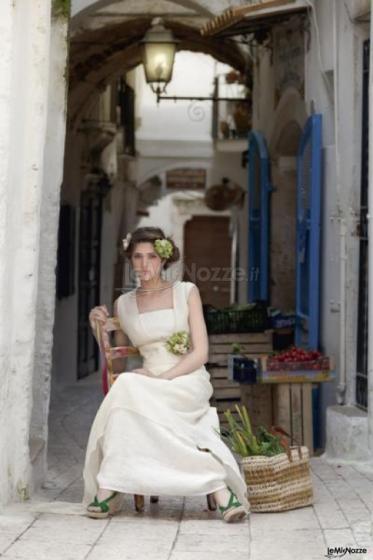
150,496,159,503
206,493,217,511
134,494,145,512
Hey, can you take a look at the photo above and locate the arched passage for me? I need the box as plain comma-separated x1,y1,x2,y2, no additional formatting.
57,4,250,384
71,0,215,20
68,17,248,126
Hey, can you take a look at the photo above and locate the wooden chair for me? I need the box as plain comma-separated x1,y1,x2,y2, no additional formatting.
95,316,217,513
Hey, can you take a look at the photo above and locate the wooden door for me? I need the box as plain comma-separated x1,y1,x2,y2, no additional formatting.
183,216,231,308
77,187,103,379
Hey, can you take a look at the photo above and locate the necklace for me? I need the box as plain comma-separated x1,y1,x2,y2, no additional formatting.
136,281,177,294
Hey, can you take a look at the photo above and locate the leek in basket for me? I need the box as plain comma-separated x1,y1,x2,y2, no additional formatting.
215,404,285,458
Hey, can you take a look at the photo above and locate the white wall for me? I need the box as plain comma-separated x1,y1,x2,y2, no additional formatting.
249,0,370,451
306,0,369,448
136,51,217,143
0,1,69,504
30,11,69,492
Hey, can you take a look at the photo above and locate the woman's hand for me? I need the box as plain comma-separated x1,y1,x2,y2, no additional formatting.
158,371,173,380
131,367,156,378
89,305,109,330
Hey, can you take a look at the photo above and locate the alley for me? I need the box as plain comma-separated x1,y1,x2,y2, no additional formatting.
1,374,373,560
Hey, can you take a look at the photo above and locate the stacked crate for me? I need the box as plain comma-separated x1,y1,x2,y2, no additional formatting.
206,331,273,428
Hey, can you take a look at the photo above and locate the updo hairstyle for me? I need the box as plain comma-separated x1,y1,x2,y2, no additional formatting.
123,227,180,271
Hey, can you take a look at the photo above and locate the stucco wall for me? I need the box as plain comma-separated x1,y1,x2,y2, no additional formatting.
306,1,369,450
250,0,370,451
0,1,69,504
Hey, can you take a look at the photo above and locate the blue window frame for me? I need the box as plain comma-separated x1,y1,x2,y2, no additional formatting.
247,131,272,303
295,114,323,349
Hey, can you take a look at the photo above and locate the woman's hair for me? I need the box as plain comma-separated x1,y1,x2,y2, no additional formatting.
123,227,180,270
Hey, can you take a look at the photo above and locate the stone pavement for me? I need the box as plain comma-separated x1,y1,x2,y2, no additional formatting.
1,372,373,560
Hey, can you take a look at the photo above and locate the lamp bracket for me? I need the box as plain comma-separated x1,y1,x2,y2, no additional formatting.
156,94,251,105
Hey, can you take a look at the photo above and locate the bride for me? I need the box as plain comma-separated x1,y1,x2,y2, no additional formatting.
83,226,250,522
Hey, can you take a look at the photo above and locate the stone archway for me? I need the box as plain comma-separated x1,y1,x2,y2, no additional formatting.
71,0,215,20
68,17,247,126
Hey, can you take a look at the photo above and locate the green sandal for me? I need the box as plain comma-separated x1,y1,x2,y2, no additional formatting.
218,488,248,523
87,491,121,519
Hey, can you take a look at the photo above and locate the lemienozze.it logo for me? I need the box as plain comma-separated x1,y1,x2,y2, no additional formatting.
325,547,368,559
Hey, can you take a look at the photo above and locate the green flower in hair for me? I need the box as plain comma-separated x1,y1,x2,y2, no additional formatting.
154,238,173,259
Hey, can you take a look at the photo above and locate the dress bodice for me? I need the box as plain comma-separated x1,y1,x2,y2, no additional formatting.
117,281,195,375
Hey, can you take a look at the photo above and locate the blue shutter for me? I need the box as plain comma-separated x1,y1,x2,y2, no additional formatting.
295,114,322,349
247,131,271,303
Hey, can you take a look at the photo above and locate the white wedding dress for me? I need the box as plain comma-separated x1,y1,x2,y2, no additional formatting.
82,280,250,512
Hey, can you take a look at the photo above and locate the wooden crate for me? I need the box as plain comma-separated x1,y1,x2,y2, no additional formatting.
240,384,273,431
207,331,273,427
272,383,314,456
206,332,314,455
239,384,314,456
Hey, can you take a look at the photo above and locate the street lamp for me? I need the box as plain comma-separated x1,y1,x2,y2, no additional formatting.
141,18,178,96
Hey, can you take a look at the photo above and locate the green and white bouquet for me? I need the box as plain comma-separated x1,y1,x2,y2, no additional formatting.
154,238,173,259
165,330,190,355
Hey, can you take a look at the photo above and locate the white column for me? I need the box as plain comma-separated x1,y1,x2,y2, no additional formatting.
0,0,16,506
8,0,53,504
30,12,69,491
0,1,69,504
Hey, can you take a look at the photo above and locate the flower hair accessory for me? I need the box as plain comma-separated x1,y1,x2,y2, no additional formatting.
154,238,173,259
122,232,132,251
165,331,190,355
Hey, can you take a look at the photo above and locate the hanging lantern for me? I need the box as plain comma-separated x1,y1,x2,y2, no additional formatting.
141,18,178,95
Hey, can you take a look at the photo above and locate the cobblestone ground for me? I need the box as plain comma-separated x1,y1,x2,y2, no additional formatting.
1,372,373,560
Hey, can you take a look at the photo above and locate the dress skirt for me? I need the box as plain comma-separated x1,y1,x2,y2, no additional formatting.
82,282,250,513
82,370,250,513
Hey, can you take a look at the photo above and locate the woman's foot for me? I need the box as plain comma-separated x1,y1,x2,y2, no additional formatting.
87,488,123,519
213,486,249,523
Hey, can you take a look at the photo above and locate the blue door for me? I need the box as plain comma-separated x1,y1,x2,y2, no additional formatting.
247,131,272,303
295,114,322,349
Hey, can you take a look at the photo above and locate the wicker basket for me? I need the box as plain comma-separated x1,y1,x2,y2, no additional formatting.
239,446,313,512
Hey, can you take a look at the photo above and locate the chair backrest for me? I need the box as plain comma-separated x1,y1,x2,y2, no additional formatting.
96,317,140,391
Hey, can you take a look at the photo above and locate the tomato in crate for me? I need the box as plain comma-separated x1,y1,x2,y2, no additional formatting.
267,347,330,372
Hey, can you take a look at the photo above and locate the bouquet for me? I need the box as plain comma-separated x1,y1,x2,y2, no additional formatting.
165,330,190,355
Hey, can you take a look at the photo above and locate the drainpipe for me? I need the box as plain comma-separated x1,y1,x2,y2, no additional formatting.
367,7,373,454
336,218,347,404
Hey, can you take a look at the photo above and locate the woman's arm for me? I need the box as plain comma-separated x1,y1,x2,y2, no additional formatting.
113,299,129,346
159,285,209,380
112,298,131,373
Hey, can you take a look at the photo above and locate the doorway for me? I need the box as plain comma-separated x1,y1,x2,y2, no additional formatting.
183,215,232,308
356,39,370,410
77,186,103,379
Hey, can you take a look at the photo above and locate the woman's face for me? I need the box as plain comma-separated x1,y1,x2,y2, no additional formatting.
131,242,164,282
